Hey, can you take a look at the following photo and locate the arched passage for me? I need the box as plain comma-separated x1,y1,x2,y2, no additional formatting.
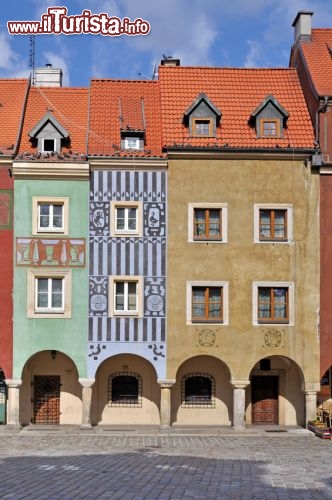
91,353,160,425
20,350,81,426
247,355,305,426
171,355,232,426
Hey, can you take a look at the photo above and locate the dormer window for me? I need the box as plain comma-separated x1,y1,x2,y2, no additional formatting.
261,119,279,137
193,119,213,137
184,93,222,138
29,111,69,154
250,95,289,139
43,138,56,152
124,137,141,150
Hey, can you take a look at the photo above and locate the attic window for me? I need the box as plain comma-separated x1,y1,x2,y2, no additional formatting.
124,137,141,150
261,119,280,137
43,139,56,152
193,119,213,137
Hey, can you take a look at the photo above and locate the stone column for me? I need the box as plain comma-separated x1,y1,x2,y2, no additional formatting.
79,378,95,429
5,379,22,427
158,380,175,427
305,390,318,423
231,380,250,430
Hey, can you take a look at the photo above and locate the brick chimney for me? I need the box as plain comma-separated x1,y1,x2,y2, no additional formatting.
292,11,313,43
34,64,63,87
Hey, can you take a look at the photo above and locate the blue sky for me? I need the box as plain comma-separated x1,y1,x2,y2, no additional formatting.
1,0,332,86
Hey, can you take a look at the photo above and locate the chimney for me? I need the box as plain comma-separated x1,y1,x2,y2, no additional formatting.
161,56,180,67
34,64,63,87
292,11,313,43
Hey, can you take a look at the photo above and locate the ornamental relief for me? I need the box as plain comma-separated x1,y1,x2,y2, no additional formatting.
262,328,284,348
196,328,219,348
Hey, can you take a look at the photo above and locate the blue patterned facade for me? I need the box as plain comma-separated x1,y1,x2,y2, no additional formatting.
88,170,167,378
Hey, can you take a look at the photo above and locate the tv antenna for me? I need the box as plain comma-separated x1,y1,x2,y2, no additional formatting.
138,60,158,80
29,35,36,86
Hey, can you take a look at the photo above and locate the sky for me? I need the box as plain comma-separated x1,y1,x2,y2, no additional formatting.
0,0,331,87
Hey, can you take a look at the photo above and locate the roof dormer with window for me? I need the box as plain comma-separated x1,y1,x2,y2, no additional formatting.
29,111,69,153
184,93,222,138
250,95,289,139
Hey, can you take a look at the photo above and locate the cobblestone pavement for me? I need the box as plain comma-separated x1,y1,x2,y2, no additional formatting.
0,428,331,499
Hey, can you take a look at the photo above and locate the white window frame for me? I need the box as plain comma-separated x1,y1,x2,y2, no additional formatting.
186,281,229,325
109,276,143,317
124,137,141,150
110,201,142,237
188,203,228,243
42,138,56,153
27,268,72,318
32,196,69,235
254,204,293,244
252,281,294,326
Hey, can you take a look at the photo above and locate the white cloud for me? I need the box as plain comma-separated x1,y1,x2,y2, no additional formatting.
243,40,263,68
0,32,19,70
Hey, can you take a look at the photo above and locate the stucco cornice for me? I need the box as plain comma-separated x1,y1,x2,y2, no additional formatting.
89,157,167,170
13,161,89,180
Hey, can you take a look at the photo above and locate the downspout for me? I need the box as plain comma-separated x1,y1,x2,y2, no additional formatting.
315,96,329,147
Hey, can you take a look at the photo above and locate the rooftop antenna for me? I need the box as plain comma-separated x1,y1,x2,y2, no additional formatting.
138,60,159,81
29,35,36,86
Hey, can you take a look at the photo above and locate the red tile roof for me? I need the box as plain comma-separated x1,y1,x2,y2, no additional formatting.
159,66,315,150
88,79,163,157
18,86,88,156
0,79,29,154
299,29,332,96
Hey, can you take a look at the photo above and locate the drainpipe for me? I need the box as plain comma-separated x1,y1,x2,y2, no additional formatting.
315,96,329,147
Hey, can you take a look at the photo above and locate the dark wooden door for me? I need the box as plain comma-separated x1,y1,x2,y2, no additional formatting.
251,376,278,424
33,376,60,424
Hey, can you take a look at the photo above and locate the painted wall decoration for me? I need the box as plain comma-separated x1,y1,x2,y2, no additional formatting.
89,170,167,378
0,190,13,229
263,328,284,348
16,238,86,267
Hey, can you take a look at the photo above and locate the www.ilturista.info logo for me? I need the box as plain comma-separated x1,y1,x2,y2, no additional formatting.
7,6,151,36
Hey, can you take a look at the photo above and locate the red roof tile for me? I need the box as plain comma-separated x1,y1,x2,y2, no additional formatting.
0,79,29,154
159,66,314,150
299,29,332,96
88,79,163,157
19,86,88,155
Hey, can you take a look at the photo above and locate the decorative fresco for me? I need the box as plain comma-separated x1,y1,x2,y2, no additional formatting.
16,238,86,267
143,203,166,237
262,328,284,348
89,276,108,316
144,277,165,317
90,202,110,236
0,190,13,229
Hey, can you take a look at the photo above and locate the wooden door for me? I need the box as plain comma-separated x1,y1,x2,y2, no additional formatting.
33,376,60,424
251,376,278,424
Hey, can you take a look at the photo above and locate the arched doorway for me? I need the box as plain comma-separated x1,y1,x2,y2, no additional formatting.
92,354,160,425
20,351,81,425
0,369,7,424
247,356,305,426
172,355,232,425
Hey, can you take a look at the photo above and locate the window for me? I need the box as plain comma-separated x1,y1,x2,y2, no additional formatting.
187,281,229,325
108,373,142,407
115,281,137,313
27,268,72,318
259,209,287,241
254,205,292,243
43,138,56,152
188,203,227,243
192,118,213,137
110,201,142,236
32,197,69,235
252,282,294,325
116,206,137,232
109,276,143,317
124,137,140,150
194,208,221,240
261,119,279,137
182,373,215,408
35,277,63,312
